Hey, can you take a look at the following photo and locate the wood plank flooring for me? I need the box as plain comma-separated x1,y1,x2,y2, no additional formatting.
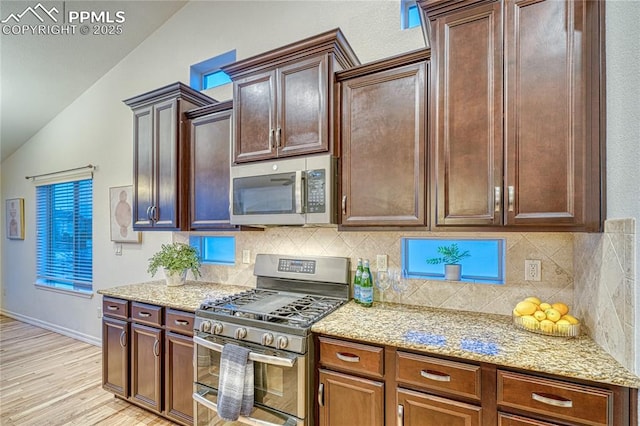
0,315,176,425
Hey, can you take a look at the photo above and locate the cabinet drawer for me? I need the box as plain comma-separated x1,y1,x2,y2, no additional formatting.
165,309,194,336
497,370,613,426
498,412,557,426
131,302,162,327
396,351,481,401
319,337,384,379
103,297,128,320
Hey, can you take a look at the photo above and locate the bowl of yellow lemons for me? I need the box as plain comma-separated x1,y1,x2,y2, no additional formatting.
512,296,581,337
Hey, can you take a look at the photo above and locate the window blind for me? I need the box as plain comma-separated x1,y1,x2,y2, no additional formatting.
36,178,93,288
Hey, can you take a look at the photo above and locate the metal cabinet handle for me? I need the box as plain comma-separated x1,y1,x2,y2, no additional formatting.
153,205,158,221
397,404,404,426
138,312,151,318
494,186,501,212
420,369,451,382
119,330,126,348
146,206,152,221
174,319,189,326
336,352,360,363
318,383,324,407
107,305,119,311
342,195,347,215
269,128,275,150
153,339,160,357
276,127,282,147
532,392,573,408
508,186,515,212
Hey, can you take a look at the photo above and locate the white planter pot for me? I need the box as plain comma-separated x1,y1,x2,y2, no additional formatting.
444,264,462,281
164,268,187,286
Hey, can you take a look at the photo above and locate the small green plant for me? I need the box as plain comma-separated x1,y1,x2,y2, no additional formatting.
148,242,201,279
425,243,471,265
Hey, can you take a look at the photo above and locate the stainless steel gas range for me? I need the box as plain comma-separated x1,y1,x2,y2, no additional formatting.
193,254,350,426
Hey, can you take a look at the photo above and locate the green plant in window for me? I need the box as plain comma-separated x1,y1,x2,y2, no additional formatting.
425,243,471,265
148,242,201,279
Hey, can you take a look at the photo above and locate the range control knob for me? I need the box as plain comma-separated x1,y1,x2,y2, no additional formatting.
212,322,223,335
261,333,274,346
200,320,212,333
277,336,289,349
235,327,247,340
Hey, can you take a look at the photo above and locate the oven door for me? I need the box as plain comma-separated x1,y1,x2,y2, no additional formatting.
194,333,307,425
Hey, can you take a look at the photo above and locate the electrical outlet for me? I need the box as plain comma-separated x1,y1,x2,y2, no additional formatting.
525,260,541,281
115,244,122,256
376,254,388,271
96,307,102,318
242,249,251,264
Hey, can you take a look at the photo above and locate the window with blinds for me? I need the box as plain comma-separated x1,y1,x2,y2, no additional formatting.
36,178,93,290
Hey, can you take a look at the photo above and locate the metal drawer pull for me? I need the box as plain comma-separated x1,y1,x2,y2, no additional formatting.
336,352,360,363
276,127,282,147
153,340,160,357
119,330,126,348
107,305,119,311
318,383,324,407
342,195,347,215
494,186,501,212
397,404,404,426
508,186,515,212
269,128,275,149
174,319,189,326
146,206,152,221
532,392,573,408
138,312,151,318
420,369,451,382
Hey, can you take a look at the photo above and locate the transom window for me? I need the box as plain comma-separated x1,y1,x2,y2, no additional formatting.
401,0,421,29
190,50,236,91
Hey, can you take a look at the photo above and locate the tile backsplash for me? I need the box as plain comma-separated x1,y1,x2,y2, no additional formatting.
175,228,574,316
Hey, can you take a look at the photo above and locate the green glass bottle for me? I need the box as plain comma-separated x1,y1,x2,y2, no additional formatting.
360,259,373,307
353,258,363,304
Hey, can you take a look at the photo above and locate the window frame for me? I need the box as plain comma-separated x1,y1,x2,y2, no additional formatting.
190,49,236,91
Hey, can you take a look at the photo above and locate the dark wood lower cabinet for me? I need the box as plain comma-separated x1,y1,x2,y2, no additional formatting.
165,331,194,424
130,323,163,412
397,387,482,426
318,369,384,426
102,317,129,398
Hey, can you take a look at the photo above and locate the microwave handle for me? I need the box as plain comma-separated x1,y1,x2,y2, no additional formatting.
295,171,304,214
193,335,296,368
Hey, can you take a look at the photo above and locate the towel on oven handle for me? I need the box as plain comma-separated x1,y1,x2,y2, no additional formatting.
217,343,254,421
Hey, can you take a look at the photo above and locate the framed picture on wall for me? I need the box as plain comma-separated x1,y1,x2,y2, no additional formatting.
109,185,141,243
6,198,25,240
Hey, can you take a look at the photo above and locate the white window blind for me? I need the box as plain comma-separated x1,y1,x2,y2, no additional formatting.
36,178,93,289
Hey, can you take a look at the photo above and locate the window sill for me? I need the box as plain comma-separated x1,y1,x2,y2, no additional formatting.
35,281,93,298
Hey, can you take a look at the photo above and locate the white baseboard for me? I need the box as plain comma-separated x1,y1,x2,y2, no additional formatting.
0,309,101,347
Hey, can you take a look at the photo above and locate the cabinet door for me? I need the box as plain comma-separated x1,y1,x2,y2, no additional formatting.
102,317,129,398
504,0,596,229
132,106,154,228
130,323,163,412
341,62,427,227
318,369,384,426
165,332,194,425
233,70,277,163
431,2,503,227
397,388,482,426
153,98,180,228
190,110,234,229
277,55,329,157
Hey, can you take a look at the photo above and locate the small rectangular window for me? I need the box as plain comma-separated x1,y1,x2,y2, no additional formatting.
190,50,236,91
36,178,93,291
203,70,232,90
190,236,235,265
402,238,505,284
401,0,421,30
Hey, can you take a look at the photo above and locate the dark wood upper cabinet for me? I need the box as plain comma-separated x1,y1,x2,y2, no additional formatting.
337,49,429,228
222,29,360,164
419,0,604,232
124,82,216,231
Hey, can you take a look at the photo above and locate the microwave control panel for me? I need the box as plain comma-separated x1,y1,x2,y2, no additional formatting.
306,169,326,213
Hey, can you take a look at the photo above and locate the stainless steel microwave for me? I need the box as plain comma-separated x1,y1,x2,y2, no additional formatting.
230,154,337,226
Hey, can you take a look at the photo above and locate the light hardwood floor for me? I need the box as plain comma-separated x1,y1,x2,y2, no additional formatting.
0,315,176,425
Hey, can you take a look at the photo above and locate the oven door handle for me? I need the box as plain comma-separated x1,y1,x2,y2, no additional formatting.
193,392,297,426
193,335,296,368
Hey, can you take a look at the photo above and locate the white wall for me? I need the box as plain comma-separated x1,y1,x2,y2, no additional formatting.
0,1,423,343
604,1,640,373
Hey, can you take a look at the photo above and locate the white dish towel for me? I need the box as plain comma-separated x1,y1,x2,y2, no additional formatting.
217,343,254,421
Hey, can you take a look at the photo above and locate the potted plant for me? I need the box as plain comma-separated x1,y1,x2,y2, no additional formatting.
148,242,201,286
425,243,471,281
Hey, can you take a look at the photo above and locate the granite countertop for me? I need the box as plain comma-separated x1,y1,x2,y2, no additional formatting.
97,280,251,312
312,301,640,389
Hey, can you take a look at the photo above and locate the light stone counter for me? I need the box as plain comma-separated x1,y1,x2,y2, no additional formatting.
97,280,251,312
312,301,640,389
